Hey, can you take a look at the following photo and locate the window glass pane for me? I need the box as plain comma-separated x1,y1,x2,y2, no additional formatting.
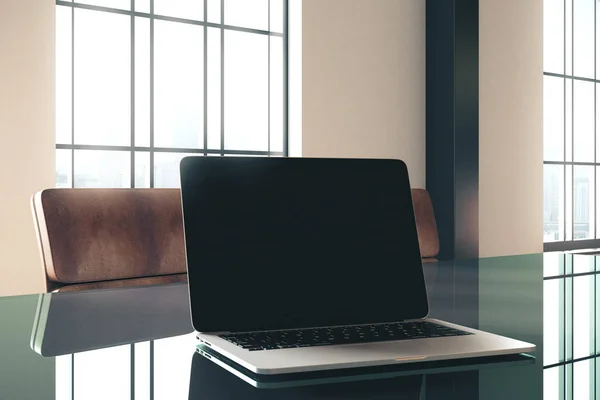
544,279,563,366
566,0,573,76
573,0,594,79
544,252,566,277
596,274,600,351
135,17,151,147
74,345,130,400
573,360,593,400
207,0,221,23
573,166,594,240
154,0,204,21
154,153,197,188
207,27,222,150
596,167,600,239
597,84,600,163
597,0,600,78
56,149,72,188
566,79,573,162
224,31,268,151
270,0,284,33
225,0,269,31
565,363,574,398
153,334,197,400
573,254,595,273
56,6,72,145
55,355,73,400
567,165,573,240
544,76,565,161
543,366,562,400
74,150,130,188
74,9,130,146
154,21,204,149
135,152,151,188
573,277,595,359
134,342,150,400
565,277,574,361
77,0,130,9
544,164,565,242
136,0,150,13
270,36,284,153
544,0,565,74
573,80,594,162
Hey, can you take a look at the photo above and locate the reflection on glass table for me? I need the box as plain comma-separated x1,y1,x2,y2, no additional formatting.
194,344,535,389
31,283,192,357
39,256,541,400
543,253,600,400
11,253,600,398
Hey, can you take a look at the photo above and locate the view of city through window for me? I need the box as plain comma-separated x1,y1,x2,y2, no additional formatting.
55,0,288,190
543,0,599,248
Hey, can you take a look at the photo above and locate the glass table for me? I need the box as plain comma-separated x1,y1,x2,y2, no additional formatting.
0,253,590,399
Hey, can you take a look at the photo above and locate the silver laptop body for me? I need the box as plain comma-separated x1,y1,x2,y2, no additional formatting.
180,157,535,375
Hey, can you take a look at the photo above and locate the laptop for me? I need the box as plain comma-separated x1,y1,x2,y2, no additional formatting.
179,157,535,375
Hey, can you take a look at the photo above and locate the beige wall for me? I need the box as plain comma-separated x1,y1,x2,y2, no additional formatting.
301,0,426,188
0,0,55,296
479,0,543,257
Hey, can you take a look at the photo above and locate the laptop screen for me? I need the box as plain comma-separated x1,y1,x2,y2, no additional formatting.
180,157,429,333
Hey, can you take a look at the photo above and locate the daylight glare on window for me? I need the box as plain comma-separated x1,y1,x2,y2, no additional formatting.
543,0,599,247
55,0,287,190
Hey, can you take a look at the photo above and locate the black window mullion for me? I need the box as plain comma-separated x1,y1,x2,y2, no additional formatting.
268,0,271,155
544,71,600,84
564,0,567,243
150,340,154,400
71,353,75,400
220,0,225,156
55,143,283,156
595,3,598,397
571,0,574,248
149,0,155,188
545,161,600,167
57,1,284,37
203,0,208,156
71,5,75,188
131,0,135,189
283,0,289,157
130,343,135,400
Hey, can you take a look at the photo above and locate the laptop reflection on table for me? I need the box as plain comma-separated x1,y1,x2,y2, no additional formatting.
189,344,534,394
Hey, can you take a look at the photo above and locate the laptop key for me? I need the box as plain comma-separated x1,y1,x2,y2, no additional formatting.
220,321,473,351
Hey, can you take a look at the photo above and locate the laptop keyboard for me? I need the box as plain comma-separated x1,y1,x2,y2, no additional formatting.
220,321,473,351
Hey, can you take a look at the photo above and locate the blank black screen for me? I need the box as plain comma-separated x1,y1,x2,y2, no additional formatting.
180,157,429,333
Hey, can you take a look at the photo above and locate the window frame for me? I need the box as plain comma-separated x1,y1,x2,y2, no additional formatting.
543,0,600,252
55,0,289,189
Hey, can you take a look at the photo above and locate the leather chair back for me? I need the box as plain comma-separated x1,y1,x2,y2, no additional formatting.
31,188,187,292
411,188,440,261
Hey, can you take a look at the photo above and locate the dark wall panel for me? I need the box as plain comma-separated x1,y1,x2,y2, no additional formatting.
426,0,479,260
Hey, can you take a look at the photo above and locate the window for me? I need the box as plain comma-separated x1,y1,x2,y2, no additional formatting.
544,0,600,251
55,0,288,190
543,253,598,399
